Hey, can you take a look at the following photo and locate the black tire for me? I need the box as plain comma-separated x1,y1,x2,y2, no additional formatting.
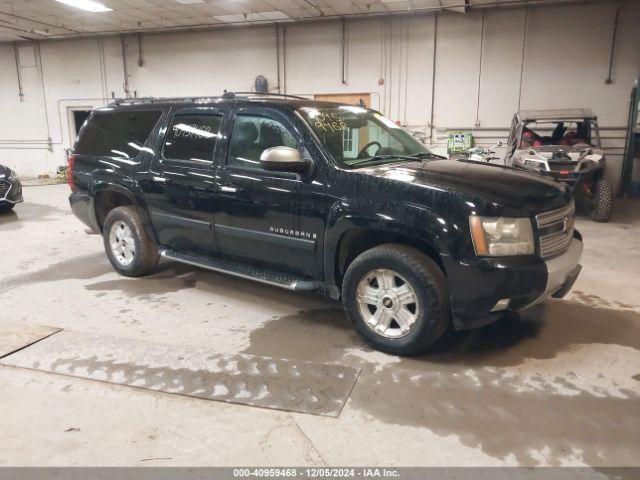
591,179,613,222
103,206,159,277
342,244,450,356
0,203,15,213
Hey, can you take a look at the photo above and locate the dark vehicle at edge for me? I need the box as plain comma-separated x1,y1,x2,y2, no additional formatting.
67,93,583,355
0,164,23,213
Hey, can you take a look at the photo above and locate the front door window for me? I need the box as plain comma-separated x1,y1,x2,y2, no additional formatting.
228,115,297,170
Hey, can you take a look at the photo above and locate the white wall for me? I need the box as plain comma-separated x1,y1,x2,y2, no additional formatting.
1,2,638,191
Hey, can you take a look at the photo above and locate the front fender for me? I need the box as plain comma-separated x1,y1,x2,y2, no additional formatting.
324,199,458,288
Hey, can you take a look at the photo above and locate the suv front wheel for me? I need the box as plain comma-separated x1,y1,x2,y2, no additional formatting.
103,206,159,277
342,244,450,356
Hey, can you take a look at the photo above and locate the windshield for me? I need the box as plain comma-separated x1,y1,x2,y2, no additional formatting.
298,106,430,168
519,119,599,149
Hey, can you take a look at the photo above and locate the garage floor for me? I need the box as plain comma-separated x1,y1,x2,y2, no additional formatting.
0,183,639,467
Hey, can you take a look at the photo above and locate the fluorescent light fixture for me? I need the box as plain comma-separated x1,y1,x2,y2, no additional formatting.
215,11,291,23
259,11,291,20
54,0,112,13
174,0,205,4
214,14,248,23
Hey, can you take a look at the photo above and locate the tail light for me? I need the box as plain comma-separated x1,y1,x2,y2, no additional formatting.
67,151,77,192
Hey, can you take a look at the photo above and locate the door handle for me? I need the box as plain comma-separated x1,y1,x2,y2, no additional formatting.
139,176,168,192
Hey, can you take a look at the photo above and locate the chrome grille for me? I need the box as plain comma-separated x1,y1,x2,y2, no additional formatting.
0,181,10,199
536,202,575,258
539,231,573,256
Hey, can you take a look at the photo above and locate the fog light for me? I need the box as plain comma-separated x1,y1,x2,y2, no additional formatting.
491,299,510,312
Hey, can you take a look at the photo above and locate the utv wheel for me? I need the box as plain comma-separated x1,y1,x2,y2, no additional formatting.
0,203,15,213
342,244,450,356
103,206,159,277
591,179,613,223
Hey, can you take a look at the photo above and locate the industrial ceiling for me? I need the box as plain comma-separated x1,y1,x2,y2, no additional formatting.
0,0,618,42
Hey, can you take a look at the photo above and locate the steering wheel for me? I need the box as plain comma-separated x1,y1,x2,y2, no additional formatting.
357,141,382,159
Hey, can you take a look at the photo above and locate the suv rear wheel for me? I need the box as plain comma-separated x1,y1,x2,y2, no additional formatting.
103,206,159,276
342,244,450,356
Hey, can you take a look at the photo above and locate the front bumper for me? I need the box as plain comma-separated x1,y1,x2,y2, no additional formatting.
0,179,23,205
523,238,582,309
444,235,583,330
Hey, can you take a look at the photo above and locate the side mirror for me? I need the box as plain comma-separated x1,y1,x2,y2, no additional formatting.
260,146,311,174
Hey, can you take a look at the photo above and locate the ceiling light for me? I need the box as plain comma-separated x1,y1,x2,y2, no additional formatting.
174,0,205,4
54,0,113,13
259,11,291,20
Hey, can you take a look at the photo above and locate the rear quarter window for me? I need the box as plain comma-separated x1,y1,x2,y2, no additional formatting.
75,109,162,159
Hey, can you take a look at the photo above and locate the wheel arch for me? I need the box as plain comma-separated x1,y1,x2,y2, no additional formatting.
93,185,136,231
90,174,158,244
328,223,446,290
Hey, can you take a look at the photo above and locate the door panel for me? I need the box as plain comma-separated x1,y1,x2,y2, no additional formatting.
213,107,326,278
144,108,222,254
215,166,315,276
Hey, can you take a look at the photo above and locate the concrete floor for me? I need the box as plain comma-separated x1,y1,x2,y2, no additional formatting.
0,183,638,467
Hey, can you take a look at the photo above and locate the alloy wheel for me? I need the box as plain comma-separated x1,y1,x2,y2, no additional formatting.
108,221,136,267
356,268,419,338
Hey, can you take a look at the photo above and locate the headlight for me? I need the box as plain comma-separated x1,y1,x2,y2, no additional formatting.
8,169,17,181
469,216,534,256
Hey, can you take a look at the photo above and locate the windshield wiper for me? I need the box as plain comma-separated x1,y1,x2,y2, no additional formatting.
410,152,447,160
348,154,424,167
348,151,447,167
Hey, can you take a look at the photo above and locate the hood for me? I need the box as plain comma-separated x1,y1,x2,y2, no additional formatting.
358,159,571,215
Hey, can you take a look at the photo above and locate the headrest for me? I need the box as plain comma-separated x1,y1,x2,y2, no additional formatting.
260,122,284,147
234,121,259,144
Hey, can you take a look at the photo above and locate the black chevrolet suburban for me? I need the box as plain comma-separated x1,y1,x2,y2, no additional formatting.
68,93,582,355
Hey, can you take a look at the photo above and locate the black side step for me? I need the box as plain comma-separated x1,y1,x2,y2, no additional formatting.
160,249,321,292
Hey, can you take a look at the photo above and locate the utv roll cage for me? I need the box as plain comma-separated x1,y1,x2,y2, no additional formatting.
506,108,601,159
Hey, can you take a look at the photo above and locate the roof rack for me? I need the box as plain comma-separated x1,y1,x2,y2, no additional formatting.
226,91,309,100
110,96,210,105
110,91,310,106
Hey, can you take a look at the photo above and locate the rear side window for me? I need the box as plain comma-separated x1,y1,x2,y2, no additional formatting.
163,114,222,164
75,110,162,159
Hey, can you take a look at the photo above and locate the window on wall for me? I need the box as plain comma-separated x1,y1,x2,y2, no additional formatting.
75,110,162,158
228,115,297,169
342,128,360,159
163,114,222,164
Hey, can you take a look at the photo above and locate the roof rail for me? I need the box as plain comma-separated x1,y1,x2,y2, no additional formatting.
229,91,310,101
110,96,217,105
112,97,180,105
109,91,309,106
